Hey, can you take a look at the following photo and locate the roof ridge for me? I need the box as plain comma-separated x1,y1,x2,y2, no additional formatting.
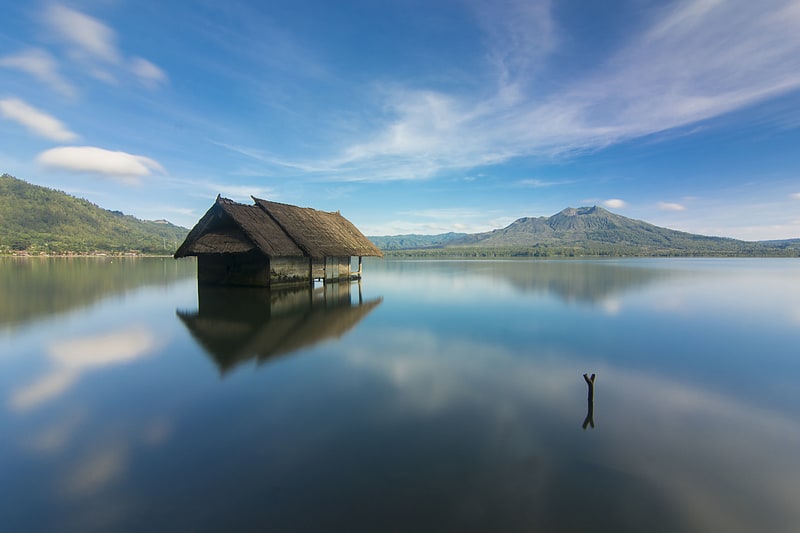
251,196,313,257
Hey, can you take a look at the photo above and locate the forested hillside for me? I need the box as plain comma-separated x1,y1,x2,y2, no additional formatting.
369,232,467,251
0,174,188,254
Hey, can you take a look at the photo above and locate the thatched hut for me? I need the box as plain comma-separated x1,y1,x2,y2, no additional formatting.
174,196,383,287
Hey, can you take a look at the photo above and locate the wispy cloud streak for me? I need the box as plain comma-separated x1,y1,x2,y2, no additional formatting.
240,0,800,182
0,98,78,141
0,48,76,97
39,3,167,88
658,202,687,211
44,4,121,64
562,0,800,139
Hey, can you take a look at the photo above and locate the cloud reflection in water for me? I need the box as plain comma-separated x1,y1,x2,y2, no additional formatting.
9,326,161,412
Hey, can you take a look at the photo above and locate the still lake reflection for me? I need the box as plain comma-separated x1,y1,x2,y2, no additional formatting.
1,257,799,532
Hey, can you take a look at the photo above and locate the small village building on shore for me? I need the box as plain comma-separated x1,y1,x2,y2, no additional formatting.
174,196,382,287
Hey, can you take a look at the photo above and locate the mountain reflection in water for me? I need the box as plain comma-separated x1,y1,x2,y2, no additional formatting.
178,282,382,374
367,258,689,305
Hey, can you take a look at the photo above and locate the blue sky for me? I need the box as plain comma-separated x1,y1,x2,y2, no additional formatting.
1,0,799,239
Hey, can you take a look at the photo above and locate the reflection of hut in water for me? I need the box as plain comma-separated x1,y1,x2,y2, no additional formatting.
177,283,382,375
174,196,383,287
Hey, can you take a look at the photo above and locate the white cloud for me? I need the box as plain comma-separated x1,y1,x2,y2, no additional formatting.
130,57,168,88
0,97,78,141
0,48,76,97
334,88,516,178
44,4,120,64
792,192,800,200
38,4,167,90
658,202,687,211
37,146,165,183
603,198,627,209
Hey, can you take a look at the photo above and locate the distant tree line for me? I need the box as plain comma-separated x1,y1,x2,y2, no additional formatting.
384,243,800,258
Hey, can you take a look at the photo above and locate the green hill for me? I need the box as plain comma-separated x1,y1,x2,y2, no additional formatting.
368,232,468,251
0,173,189,254
372,206,800,257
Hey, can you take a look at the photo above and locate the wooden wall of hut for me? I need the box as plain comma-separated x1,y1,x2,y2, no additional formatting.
197,253,358,288
311,258,325,281
270,257,315,288
325,256,351,281
197,251,270,287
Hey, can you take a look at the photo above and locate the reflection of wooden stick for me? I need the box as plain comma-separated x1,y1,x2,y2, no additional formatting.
582,373,596,430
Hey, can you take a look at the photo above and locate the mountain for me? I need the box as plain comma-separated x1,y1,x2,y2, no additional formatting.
0,174,189,254
371,206,800,257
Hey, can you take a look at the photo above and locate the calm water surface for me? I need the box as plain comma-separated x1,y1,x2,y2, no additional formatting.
1,257,799,532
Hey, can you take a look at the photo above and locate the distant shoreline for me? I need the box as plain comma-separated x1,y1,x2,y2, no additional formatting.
381,247,800,258
0,252,177,258
3,250,796,259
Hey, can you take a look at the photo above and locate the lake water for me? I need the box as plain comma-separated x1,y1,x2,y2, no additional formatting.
1,256,799,532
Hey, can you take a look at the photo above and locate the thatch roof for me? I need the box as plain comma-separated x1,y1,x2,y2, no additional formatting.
253,198,383,258
177,285,383,374
174,196,382,258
